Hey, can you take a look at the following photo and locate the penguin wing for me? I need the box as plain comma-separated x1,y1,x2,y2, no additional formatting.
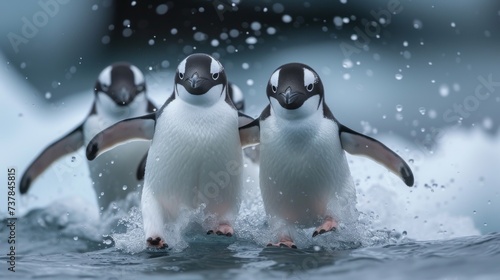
239,113,260,148
339,125,414,186
86,113,156,160
20,124,84,194
136,152,148,180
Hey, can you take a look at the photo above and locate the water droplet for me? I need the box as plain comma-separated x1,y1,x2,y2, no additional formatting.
282,14,292,23
100,192,104,196
484,223,488,227
161,60,170,68
246,79,254,86
342,59,353,69
395,73,403,80
91,4,98,11
156,4,168,15
409,159,414,163
110,160,114,165
402,231,407,236
266,27,276,35
396,104,403,112
73,236,79,241
279,191,283,195
148,39,155,45
313,245,321,251
350,34,358,41
193,32,208,42
155,156,160,161
487,200,491,205
131,1,136,6
343,73,350,80
122,185,128,191
450,22,456,28
439,84,449,97
45,92,52,99
250,21,261,31
473,210,477,215
98,173,102,177
245,36,257,44
403,41,408,47
413,19,423,29
71,156,76,162
419,107,426,115
103,239,112,245
242,63,249,70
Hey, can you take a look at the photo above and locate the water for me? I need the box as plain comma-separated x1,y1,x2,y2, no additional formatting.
2,208,500,279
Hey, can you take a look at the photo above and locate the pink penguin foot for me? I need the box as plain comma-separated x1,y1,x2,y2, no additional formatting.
146,236,168,249
266,235,297,249
312,216,338,237
207,223,234,237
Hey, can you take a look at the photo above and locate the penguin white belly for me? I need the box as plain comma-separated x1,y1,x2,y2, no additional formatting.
83,115,148,211
259,118,353,227
144,100,242,221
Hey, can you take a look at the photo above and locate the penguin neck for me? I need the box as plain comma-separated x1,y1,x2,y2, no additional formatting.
270,95,323,122
176,83,224,108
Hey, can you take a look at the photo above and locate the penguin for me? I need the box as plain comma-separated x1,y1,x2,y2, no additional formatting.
20,62,156,214
239,63,414,248
86,53,254,249
135,82,246,180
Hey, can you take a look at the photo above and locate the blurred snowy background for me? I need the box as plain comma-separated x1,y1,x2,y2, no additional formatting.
0,0,499,239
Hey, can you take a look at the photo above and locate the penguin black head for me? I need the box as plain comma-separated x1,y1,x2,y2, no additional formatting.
267,63,324,119
175,53,227,106
94,62,146,107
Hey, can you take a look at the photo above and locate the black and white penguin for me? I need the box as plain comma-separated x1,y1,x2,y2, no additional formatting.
86,53,253,249
20,62,156,213
239,63,414,248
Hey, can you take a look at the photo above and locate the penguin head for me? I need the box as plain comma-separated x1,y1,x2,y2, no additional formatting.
267,63,324,119
94,62,146,107
175,53,227,106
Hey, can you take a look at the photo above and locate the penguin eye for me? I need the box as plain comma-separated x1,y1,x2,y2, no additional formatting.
306,83,314,92
178,72,184,80
212,72,219,80
271,85,277,93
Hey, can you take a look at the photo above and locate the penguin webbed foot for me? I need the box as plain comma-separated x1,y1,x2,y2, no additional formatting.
312,216,338,237
146,236,168,249
207,223,234,237
266,236,297,249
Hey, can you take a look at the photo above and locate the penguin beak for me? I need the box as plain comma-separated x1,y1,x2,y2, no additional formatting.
187,72,202,89
116,87,132,106
279,87,302,105
182,72,209,95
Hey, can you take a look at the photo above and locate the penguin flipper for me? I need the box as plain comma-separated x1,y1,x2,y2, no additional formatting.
339,125,414,186
136,152,148,180
239,114,260,148
86,113,156,160
20,124,84,194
